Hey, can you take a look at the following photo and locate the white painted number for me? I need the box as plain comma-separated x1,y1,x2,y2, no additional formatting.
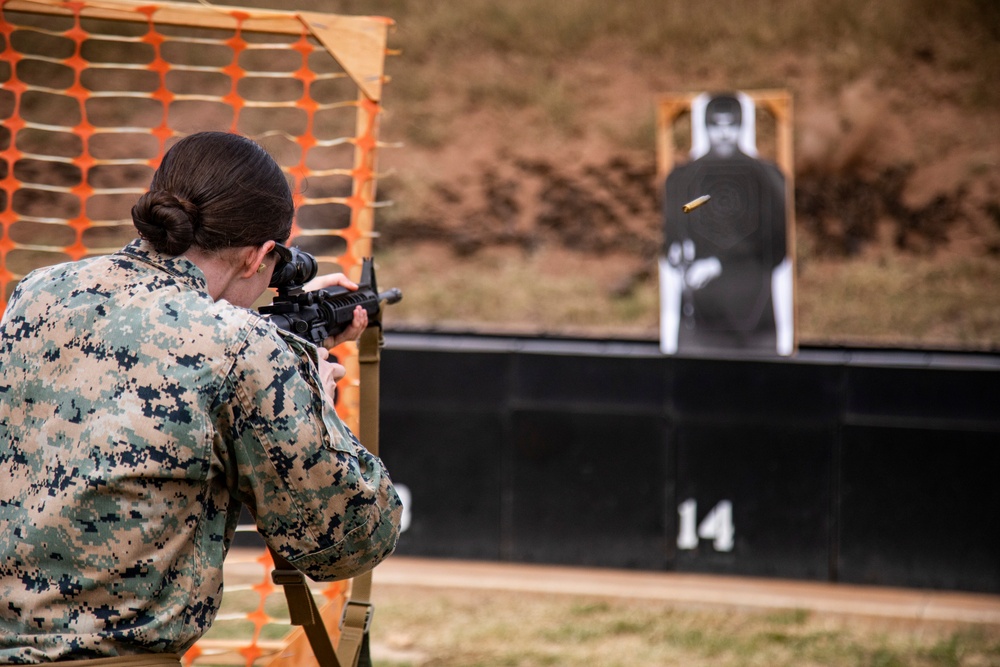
396,483,411,534
677,499,699,549
677,499,734,552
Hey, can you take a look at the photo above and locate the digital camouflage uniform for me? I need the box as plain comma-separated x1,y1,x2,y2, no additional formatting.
0,239,402,663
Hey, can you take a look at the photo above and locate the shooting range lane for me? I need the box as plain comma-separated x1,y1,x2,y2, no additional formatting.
221,551,1000,626
371,557,1000,625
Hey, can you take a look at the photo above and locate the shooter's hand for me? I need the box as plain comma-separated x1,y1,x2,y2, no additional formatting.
326,305,367,347
303,271,358,293
316,346,346,407
303,273,369,347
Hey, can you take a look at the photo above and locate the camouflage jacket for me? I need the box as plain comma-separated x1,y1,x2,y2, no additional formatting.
0,239,401,663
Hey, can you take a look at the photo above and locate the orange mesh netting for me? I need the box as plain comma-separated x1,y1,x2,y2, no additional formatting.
182,548,350,667
0,0,394,427
0,1,392,665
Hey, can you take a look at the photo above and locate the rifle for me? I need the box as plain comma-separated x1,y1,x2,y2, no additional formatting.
259,247,402,344
257,246,400,667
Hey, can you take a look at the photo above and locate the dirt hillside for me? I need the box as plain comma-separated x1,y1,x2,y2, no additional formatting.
220,1,1000,348
342,1,998,349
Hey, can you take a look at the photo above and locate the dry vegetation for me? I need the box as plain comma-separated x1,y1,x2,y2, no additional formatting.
206,576,1000,667
7,0,999,348
369,586,1000,667
313,0,1000,351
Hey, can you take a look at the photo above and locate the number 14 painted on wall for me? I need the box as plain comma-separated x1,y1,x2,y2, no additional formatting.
677,499,735,552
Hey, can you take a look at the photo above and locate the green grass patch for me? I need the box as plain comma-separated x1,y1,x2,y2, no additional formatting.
201,579,1000,667
364,586,1000,666
376,242,1000,350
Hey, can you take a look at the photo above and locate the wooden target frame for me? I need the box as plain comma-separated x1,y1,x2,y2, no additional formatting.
0,2,395,665
655,89,798,356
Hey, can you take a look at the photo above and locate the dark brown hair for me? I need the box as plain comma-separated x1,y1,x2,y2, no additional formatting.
705,93,743,126
131,131,294,256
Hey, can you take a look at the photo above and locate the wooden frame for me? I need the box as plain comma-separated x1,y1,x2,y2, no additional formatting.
656,89,794,184
0,3,395,665
3,0,392,101
655,89,798,355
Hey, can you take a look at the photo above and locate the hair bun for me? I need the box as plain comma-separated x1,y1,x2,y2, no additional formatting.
131,190,201,256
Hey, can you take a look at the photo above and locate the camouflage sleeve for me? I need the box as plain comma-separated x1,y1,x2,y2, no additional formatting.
216,318,401,581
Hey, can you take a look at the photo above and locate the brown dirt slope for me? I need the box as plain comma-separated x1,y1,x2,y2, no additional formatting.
215,0,1000,347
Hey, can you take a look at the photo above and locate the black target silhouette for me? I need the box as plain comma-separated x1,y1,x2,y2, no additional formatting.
688,162,765,251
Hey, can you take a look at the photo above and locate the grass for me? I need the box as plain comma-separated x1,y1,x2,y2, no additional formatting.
795,251,1000,350
365,0,1000,109
375,244,661,339
193,579,1000,666
368,586,1000,667
374,242,1000,351
359,0,1000,351
6,0,997,350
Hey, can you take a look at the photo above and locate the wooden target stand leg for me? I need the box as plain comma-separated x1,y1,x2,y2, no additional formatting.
267,319,385,667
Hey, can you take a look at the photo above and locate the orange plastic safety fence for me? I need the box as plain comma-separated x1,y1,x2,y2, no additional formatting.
186,548,349,667
0,0,392,429
0,2,389,665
